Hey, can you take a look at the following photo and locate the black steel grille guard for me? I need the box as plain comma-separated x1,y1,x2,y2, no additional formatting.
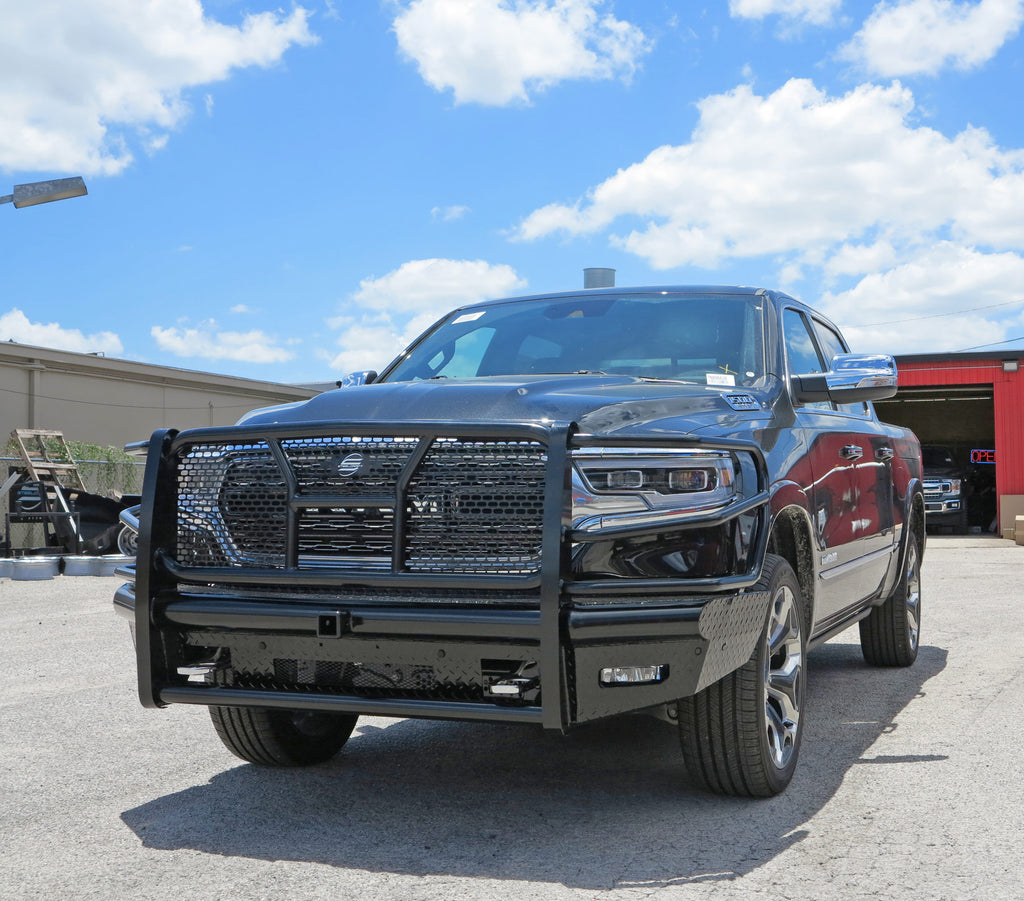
161,420,569,590
132,420,770,726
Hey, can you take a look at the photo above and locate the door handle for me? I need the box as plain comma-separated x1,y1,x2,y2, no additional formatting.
840,445,863,461
876,446,895,461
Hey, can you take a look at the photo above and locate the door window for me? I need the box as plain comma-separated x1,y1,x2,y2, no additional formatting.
783,309,830,410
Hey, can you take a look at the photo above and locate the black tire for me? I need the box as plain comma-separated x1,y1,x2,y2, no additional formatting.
209,706,358,766
860,525,921,667
678,555,807,797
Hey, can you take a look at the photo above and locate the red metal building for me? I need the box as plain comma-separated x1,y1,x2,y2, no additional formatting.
876,352,1024,536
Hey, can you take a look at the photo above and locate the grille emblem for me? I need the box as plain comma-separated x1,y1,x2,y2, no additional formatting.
337,452,365,478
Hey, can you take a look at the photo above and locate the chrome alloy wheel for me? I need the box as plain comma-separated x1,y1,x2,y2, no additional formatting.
904,541,921,652
762,585,804,770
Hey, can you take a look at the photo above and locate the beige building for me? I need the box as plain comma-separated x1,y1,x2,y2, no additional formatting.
1,340,321,451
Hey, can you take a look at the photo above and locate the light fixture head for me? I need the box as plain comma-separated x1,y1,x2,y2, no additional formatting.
11,176,88,209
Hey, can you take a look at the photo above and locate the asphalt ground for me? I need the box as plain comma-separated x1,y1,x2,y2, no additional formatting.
1,536,1021,900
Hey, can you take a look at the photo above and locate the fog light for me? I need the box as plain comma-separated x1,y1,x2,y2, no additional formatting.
599,665,667,686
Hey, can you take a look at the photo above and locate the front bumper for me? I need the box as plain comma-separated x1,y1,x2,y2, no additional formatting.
118,421,771,730
115,578,771,726
925,497,963,525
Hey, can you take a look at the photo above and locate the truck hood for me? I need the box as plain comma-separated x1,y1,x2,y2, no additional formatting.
240,375,773,436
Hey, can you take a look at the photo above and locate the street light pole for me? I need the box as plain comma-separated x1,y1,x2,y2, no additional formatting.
0,176,88,209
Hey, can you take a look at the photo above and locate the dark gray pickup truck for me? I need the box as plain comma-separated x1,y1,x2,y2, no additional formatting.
116,285,924,796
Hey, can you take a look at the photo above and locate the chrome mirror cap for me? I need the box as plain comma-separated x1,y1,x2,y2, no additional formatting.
792,353,898,404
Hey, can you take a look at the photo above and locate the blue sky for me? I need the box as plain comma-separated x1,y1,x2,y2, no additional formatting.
2,0,1023,384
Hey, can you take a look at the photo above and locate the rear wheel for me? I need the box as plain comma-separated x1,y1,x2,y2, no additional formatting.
678,555,806,797
209,706,358,766
860,525,921,667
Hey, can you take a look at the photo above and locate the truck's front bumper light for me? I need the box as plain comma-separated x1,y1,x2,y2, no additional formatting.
600,665,668,686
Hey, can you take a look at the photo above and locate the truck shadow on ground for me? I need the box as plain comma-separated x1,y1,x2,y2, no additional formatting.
121,642,946,889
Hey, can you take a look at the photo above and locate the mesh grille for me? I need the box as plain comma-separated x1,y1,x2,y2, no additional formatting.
231,661,484,701
281,436,418,494
177,442,288,567
171,433,548,578
405,439,546,574
298,506,394,567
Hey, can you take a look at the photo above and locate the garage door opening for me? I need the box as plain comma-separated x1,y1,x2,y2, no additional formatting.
875,386,996,533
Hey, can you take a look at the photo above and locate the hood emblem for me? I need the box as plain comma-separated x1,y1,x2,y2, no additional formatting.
724,393,761,411
337,452,365,478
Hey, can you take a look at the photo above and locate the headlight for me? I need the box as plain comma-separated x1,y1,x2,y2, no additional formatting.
572,447,747,533
948,479,961,494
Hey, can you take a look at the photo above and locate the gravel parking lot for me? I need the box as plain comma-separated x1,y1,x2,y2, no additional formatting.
2,536,1022,900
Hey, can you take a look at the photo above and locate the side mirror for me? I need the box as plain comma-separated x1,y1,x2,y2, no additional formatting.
792,353,897,404
338,370,377,388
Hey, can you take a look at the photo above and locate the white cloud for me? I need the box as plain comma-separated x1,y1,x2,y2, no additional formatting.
431,204,471,221
230,304,253,314
730,0,841,26
350,258,527,312
514,78,1024,271
839,0,1024,77
326,258,527,373
0,308,123,355
151,320,294,363
820,243,1024,353
824,241,899,280
392,0,651,105
323,311,447,375
0,1,316,175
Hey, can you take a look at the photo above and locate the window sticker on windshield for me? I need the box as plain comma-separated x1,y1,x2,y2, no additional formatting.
453,311,485,324
706,372,736,386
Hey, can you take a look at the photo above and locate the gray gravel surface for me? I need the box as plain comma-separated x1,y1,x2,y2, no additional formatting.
1,536,1022,900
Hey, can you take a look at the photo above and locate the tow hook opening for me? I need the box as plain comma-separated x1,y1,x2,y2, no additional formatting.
317,612,348,638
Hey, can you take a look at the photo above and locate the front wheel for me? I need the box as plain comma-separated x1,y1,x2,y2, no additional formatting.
860,524,921,667
677,555,807,797
209,706,359,766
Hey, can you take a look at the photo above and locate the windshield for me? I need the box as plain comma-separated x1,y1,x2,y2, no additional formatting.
382,292,766,387
922,446,956,468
